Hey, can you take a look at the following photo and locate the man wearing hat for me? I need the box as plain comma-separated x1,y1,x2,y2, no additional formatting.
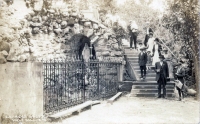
138,46,148,79
155,55,169,98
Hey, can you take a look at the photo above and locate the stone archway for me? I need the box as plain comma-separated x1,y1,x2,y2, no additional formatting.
68,33,96,60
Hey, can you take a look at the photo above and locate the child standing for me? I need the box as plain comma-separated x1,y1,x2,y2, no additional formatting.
175,60,186,101
146,51,152,70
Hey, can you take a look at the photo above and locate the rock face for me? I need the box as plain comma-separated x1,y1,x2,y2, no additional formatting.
0,0,124,63
0,41,10,54
0,54,7,64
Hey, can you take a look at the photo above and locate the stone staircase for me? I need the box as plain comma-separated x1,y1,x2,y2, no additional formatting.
123,46,175,97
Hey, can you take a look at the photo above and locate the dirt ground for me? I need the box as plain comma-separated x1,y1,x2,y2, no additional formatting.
46,95,199,124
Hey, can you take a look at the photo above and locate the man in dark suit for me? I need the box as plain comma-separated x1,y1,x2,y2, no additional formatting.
155,55,169,98
138,47,148,79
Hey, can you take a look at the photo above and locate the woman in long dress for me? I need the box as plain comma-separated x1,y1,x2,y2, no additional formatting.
152,38,162,66
146,33,154,55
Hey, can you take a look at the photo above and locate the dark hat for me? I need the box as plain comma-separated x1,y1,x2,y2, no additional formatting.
154,38,159,42
159,55,165,59
138,42,143,45
179,60,184,63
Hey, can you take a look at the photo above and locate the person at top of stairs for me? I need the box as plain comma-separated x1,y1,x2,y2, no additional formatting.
144,21,153,47
128,20,139,50
138,46,148,80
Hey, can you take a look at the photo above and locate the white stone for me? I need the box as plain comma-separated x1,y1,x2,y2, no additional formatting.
102,51,110,56
17,54,27,62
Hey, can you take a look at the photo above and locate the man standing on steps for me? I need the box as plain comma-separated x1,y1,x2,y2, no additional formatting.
138,47,147,79
155,55,169,98
128,20,138,50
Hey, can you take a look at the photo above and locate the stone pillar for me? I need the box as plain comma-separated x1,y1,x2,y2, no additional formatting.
118,61,125,81
166,61,174,79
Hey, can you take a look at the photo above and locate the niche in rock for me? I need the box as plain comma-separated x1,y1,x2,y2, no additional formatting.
68,34,96,60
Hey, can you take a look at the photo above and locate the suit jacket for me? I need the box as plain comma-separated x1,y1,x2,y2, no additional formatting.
155,61,169,82
138,52,147,66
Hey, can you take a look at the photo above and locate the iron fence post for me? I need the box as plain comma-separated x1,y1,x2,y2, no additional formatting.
82,60,85,102
118,61,125,82
97,60,100,99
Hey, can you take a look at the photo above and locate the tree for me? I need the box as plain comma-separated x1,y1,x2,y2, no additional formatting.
161,0,199,99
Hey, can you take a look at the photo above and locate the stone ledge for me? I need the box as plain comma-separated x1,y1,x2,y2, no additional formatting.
48,100,101,121
107,92,122,104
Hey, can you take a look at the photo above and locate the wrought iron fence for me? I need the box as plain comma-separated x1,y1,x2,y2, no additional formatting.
43,58,122,113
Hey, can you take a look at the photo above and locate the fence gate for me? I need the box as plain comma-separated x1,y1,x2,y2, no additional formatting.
43,59,121,113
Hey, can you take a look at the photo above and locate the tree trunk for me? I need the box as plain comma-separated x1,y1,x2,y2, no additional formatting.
194,56,199,100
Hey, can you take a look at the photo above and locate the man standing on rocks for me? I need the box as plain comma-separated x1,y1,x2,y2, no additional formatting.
138,47,147,79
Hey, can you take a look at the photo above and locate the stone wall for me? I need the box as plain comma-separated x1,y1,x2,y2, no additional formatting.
0,62,43,121
0,0,124,63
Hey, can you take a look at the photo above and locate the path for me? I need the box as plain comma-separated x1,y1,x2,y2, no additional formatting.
49,96,199,124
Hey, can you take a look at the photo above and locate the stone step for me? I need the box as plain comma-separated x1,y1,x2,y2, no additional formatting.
125,55,139,58
132,85,174,89
132,66,154,70
125,51,139,54
131,77,156,81
144,74,157,78
131,89,174,93
125,50,139,52
130,93,175,97
133,81,175,85
133,70,156,75
127,57,138,61
141,77,156,81
134,70,156,74
129,60,139,63
125,53,138,58
131,63,140,66
118,81,133,83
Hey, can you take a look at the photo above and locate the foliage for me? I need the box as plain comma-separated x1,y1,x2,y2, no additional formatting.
161,0,199,89
162,0,199,57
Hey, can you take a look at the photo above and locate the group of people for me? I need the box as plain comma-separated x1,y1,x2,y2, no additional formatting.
128,21,186,100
